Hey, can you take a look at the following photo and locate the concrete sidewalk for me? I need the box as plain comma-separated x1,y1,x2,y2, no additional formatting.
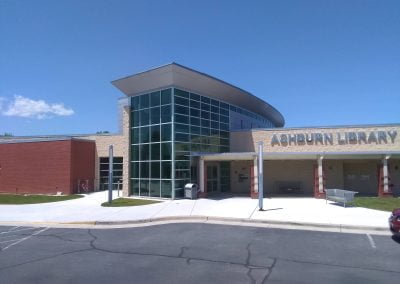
0,191,391,232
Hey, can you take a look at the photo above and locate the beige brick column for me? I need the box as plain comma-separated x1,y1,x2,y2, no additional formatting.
383,156,389,193
250,155,259,198
253,156,258,193
318,156,324,194
122,106,130,197
198,158,205,197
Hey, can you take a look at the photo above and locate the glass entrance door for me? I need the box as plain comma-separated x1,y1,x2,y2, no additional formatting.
206,164,219,193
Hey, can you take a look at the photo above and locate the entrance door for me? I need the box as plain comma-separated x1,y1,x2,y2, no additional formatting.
206,164,219,193
344,162,378,196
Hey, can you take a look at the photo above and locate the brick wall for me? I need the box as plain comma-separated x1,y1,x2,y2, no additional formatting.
0,140,94,195
84,106,130,196
71,140,96,193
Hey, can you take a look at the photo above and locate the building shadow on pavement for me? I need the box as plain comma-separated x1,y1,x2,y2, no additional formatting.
264,208,284,212
203,193,248,200
326,202,356,208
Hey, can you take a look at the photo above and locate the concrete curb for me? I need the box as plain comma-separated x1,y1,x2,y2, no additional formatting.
93,216,388,232
0,216,390,234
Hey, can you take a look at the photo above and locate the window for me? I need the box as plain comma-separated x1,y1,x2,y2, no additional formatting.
140,144,149,160
175,89,189,98
190,108,200,117
132,145,139,161
151,125,160,142
161,89,171,105
140,94,149,109
140,109,149,126
190,92,200,101
175,105,189,115
161,105,171,123
151,143,160,160
161,180,172,197
162,162,171,179
132,111,140,127
175,123,189,133
161,124,172,141
175,96,189,106
150,107,160,124
132,128,140,144
132,162,139,178
175,132,189,142
161,143,172,160
99,157,123,191
140,127,149,143
140,180,149,195
190,100,200,109
140,162,149,178
150,91,160,107
150,180,160,196
132,96,140,110
151,162,160,178
175,114,189,124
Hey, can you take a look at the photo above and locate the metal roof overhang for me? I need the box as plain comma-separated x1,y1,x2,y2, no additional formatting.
195,151,400,161
111,63,285,127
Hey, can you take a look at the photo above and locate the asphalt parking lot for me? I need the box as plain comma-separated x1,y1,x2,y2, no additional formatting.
0,223,399,283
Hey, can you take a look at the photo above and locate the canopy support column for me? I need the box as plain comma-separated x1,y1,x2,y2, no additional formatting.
198,157,206,198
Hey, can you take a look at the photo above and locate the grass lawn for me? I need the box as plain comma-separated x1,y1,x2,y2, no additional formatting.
102,198,161,207
349,197,400,212
0,194,83,205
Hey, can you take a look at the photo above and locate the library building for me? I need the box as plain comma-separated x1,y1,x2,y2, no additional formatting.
0,63,399,198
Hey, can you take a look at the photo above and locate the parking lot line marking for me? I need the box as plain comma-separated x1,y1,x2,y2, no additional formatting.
366,234,376,249
0,226,21,234
2,227,49,251
0,227,37,235
0,238,28,244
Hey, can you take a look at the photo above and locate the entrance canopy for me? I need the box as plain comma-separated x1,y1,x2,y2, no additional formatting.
194,150,400,199
194,151,400,161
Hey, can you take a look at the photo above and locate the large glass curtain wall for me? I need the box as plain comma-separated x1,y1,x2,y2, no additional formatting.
173,88,230,196
130,89,173,198
130,87,273,198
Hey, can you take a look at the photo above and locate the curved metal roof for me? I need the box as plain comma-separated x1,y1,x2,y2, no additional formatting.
111,63,285,127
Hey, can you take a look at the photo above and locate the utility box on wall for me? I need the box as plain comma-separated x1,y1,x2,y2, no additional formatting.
0,138,95,195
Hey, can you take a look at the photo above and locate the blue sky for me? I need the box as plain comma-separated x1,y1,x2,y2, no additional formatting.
0,0,399,136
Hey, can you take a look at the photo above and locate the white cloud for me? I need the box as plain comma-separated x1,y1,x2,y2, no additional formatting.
1,95,74,119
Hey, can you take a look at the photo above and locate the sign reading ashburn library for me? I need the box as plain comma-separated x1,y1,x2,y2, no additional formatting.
271,130,398,146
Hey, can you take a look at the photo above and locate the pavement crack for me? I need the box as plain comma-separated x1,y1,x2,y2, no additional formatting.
245,242,255,284
178,246,187,258
246,268,256,284
85,235,269,272
87,229,98,249
37,233,87,243
245,242,252,266
245,241,262,284
262,258,277,283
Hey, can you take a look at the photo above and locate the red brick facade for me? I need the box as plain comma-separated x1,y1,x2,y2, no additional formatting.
0,140,95,195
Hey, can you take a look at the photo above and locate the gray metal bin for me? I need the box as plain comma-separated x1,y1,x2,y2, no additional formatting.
184,183,198,199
